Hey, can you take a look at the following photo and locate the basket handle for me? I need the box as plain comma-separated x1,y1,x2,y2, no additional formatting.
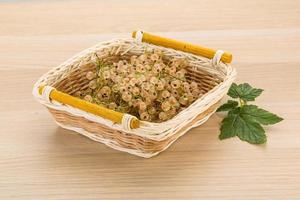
132,31,232,63
38,85,140,129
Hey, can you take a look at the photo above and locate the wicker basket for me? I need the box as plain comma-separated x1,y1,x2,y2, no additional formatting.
33,31,236,158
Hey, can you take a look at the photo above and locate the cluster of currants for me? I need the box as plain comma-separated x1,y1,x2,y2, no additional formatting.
76,50,202,122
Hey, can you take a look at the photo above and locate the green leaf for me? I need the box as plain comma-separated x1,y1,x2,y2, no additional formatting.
219,110,239,139
227,83,263,101
227,83,240,99
218,82,283,144
217,100,239,112
240,105,283,125
219,107,267,144
236,120,267,144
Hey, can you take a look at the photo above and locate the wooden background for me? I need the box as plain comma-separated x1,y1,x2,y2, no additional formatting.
0,0,299,199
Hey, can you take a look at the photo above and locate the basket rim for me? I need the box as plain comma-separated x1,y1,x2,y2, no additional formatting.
33,38,237,140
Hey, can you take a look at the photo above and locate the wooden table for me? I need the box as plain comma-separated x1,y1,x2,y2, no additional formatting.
0,0,299,199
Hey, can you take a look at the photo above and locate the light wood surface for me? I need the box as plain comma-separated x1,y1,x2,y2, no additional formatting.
0,0,299,199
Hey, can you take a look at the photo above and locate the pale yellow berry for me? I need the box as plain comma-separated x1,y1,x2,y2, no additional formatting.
128,72,135,79
127,101,133,107
131,99,139,107
161,90,170,99
137,74,146,84
129,78,138,86
75,91,82,97
108,102,117,110
148,106,156,115
187,93,195,102
140,90,149,98
119,86,127,93
122,92,132,102
138,101,147,111
159,112,168,121
117,60,124,68
97,86,111,100
122,64,128,71
174,101,180,108
156,80,165,91
101,86,111,94
86,71,95,80
122,77,130,84
140,112,150,121
113,62,118,68
138,54,148,62
145,64,152,70
126,85,133,91
141,82,151,91
183,82,190,91
84,95,93,102
167,66,177,75
150,53,159,61
112,75,121,83
130,55,137,64
149,89,157,99
150,77,158,85
102,70,110,80
165,82,172,91
171,80,181,89
176,69,186,79
110,72,117,80
112,84,119,93
88,80,97,89
132,87,140,96
167,108,177,116
192,86,201,95
150,83,157,91
179,95,189,106
136,64,146,73
190,81,198,90
161,101,171,112
110,67,116,73
145,98,152,105
168,96,178,105
171,58,183,68
171,90,179,98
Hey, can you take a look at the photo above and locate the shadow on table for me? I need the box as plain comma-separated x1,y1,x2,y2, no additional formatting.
43,115,267,188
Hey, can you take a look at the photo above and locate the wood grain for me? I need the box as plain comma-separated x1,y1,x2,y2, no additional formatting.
0,0,299,199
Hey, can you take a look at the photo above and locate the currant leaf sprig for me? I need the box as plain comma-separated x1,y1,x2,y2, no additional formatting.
217,83,283,144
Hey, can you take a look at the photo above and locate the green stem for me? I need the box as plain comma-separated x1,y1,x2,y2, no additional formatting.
239,98,246,107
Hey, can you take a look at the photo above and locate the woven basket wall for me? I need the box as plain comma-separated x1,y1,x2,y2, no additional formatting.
33,38,236,158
